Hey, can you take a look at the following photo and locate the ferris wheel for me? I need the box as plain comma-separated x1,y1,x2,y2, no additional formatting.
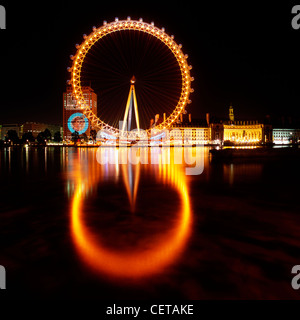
68,17,194,139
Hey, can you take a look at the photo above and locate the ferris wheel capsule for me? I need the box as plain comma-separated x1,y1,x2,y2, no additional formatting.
70,55,74,60
92,26,97,31
189,65,192,70
103,20,107,25
67,67,72,72
190,88,194,93
75,43,80,49
127,16,131,21
83,34,87,39
188,100,192,104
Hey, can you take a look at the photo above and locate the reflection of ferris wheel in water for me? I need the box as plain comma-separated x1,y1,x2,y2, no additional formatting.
68,17,194,138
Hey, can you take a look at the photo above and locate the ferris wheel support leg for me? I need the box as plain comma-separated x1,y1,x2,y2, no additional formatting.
128,97,133,132
122,85,134,133
132,86,140,134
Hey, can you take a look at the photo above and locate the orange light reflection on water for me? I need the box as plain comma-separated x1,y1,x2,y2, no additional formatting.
70,148,192,279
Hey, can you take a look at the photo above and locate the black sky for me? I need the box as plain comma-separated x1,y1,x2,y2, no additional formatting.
0,1,299,124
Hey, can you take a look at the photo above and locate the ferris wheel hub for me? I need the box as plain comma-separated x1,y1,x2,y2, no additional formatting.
130,75,136,84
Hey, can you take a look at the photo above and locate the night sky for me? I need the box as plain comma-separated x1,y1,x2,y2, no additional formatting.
0,1,299,125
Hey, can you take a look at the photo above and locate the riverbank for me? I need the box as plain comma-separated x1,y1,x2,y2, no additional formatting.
0,143,218,148
210,146,300,161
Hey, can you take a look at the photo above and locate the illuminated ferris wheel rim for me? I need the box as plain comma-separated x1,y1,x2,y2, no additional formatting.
69,17,194,137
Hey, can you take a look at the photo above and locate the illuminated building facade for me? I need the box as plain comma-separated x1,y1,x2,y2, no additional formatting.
170,116,210,144
223,122,272,143
223,104,272,143
223,121,264,143
63,86,97,140
167,105,273,145
273,128,300,144
168,126,210,144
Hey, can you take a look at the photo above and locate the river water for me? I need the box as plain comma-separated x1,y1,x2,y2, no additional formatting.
0,146,299,299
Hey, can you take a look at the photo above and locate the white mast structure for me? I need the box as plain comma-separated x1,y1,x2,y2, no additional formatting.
121,76,140,134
